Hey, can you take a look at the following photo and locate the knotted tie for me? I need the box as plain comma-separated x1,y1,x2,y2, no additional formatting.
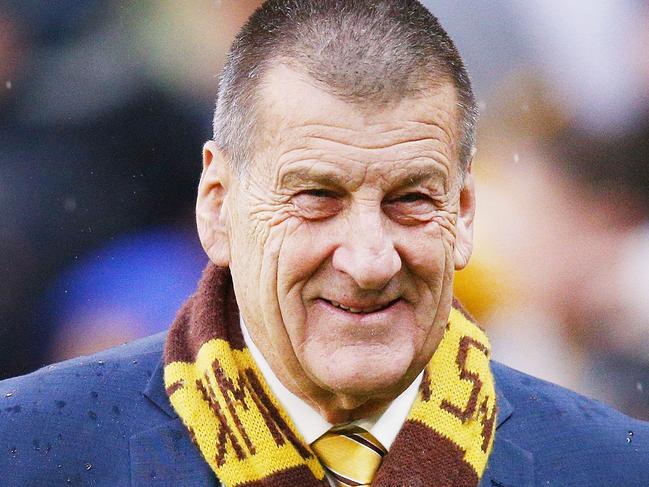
311,425,387,486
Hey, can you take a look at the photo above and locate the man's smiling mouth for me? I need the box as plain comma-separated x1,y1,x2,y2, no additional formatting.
321,298,400,314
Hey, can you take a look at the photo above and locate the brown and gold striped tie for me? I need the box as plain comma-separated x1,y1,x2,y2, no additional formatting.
311,425,387,486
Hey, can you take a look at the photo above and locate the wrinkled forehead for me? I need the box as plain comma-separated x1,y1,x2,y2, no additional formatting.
248,64,463,184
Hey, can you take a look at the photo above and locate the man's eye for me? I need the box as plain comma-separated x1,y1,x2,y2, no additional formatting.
395,192,430,203
291,189,343,219
383,192,436,224
301,189,338,198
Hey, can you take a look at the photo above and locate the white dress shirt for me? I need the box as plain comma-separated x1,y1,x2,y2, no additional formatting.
240,318,423,485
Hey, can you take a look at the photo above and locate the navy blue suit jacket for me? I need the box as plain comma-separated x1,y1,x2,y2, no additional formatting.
1,332,648,486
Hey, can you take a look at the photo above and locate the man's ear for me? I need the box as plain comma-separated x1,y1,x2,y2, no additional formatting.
196,140,233,267
453,161,476,271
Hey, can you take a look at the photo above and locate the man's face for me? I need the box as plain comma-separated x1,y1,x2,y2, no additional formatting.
198,66,475,416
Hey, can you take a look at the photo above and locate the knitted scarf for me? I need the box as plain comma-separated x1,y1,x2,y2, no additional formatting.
164,264,496,487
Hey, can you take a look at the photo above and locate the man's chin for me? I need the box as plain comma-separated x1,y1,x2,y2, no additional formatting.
304,346,415,399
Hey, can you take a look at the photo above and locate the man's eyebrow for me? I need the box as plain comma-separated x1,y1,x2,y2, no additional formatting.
393,167,447,189
278,167,348,188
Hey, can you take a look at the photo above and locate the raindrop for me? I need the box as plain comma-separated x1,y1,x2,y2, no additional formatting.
9,447,17,455
5,391,14,398
150,470,157,479
85,463,93,471
5,80,11,89
63,197,77,212
626,431,634,443
57,465,63,470
636,382,643,392
32,440,40,451
66,478,72,484
132,360,138,365
97,360,105,366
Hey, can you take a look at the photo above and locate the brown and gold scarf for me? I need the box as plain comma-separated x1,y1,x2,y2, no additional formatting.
164,264,496,486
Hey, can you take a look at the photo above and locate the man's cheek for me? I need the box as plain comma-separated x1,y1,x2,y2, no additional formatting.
278,219,338,281
397,225,449,273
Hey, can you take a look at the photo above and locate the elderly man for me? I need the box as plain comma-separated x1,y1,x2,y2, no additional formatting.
2,1,649,486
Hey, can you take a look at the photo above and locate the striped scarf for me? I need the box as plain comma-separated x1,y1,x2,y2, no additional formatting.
164,264,496,486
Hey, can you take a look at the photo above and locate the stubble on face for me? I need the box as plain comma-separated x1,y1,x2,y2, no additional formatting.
227,65,465,421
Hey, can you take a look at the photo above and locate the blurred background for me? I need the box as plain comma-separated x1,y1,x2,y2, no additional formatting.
0,1,648,419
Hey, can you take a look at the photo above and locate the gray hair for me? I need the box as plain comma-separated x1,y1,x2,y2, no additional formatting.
213,0,477,176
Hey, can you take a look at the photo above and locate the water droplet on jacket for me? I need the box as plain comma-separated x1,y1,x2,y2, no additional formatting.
150,470,157,479
132,360,138,365
97,360,105,365
57,464,63,469
5,392,14,398
63,197,77,212
9,446,17,455
66,478,72,484
85,463,92,471
636,382,643,392
626,431,634,443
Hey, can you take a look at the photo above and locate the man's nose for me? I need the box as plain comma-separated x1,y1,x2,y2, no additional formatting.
331,208,402,290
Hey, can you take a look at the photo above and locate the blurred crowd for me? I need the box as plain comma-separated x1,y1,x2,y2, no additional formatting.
1,1,648,419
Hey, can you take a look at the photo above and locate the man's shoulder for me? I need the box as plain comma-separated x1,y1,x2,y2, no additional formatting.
491,361,649,485
0,331,166,402
0,332,171,486
492,360,643,427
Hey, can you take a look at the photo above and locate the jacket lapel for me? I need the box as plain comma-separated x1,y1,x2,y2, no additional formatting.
479,382,535,487
131,359,219,487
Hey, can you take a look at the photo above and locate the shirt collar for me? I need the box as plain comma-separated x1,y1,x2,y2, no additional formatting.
240,316,422,449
